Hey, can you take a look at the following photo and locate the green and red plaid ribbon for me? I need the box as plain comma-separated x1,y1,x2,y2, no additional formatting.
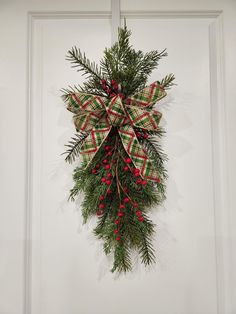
66,81,166,181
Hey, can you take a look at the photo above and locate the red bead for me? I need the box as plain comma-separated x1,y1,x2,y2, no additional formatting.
136,178,142,184
115,219,120,225
107,173,112,178
96,210,103,216
101,79,106,84
105,164,111,170
99,203,105,209
124,197,130,203
106,180,112,185
100,195,104,201
101,177,107,183
133,202,138,208
116,236,121,241
114,229,119,234
139,216,144,222
125,158,132,164
141,180,148,186
124,166,129,171
95,164,100,169
103,159,108,164
91,169,97,174
119,204,125,209
107,151,113,156
136,210,142,216
118,212,123,217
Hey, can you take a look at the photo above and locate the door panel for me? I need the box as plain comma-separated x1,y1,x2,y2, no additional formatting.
30,15,216,314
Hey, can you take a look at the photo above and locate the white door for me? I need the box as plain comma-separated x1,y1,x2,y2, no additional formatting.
1,1,235,314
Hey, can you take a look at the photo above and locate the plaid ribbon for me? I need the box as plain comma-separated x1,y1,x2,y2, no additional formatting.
66,81,166,181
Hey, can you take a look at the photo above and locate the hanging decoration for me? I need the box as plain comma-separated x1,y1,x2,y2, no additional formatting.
61,26,175,273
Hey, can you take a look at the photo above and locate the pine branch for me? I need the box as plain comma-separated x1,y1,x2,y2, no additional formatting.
111,242,132,273
160,73,176,89
66,46,103,81
62,132,88,163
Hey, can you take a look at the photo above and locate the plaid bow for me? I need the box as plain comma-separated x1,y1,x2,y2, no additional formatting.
66,82,166,181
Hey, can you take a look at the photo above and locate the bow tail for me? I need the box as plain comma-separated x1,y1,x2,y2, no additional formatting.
80,124,112,167
118,125,159,182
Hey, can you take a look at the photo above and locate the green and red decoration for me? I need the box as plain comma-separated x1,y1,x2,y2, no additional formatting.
62,26,175,273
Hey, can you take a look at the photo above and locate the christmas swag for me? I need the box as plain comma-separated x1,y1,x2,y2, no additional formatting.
62,26,175,273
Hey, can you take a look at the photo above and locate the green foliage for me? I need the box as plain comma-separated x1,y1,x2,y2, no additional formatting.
62,26,175,274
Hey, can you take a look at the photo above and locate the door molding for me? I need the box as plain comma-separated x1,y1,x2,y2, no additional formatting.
25,10,231,314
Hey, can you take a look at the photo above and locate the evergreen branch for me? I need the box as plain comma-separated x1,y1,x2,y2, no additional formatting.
160,73,176,89
66,46,103,81
62,132,88,164
111,242,132,273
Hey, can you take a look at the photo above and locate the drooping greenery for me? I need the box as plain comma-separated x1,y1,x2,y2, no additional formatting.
61,26,175,274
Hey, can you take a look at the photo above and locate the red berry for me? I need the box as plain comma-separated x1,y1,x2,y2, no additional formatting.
105,164,111,170
107,88,112,94
123,187,128,193
95,164,100,169
124,197,130,203
133,202,138,208
134,168,140,174
107,151,113,156
102,84,107,91
91,169,97,174
157,177,161,183
96,210,103,216
136,178,142,184
110,93,116,98
99,203,105,209
116,236,121,241
134,172,140,177
118,212,123,217
101,79,106,84
111,79,116,85
103,159,108,164
107,189,113,194
100,195,105,201
101,177,106,183
125,158,132,164
124,166,129,171
106,180,112,185
114,229,119,234
119,204,125,209
139,216,144,222
104,145,111,151
107,173,112,178
136,132,141,139
143,133,149,139
115,219,120,225
136,210,142,216
141,180,148,186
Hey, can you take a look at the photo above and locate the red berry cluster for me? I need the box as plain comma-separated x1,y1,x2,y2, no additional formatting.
123,158,149,186
101,79,119,97
136,131,149,139
95,144,115,216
